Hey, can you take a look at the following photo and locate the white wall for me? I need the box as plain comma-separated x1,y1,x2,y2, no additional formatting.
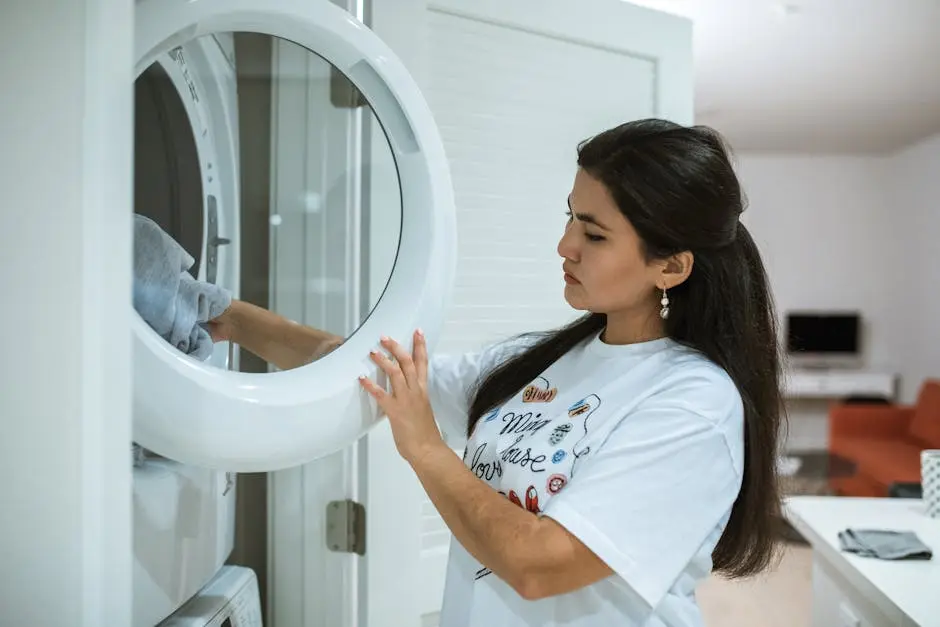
0,1,133,624
736,135,940,449
739,154,901,372
886,132,940,401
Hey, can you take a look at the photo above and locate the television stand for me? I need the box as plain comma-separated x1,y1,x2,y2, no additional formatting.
783,369,898,400
796,363,841,371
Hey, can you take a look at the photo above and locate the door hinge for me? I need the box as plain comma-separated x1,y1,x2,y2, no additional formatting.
326,499,366,555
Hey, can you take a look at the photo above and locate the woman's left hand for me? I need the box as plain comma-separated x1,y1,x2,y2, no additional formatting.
359,330,444,465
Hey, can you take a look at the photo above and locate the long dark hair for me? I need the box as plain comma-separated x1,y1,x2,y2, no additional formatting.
466,119,783,578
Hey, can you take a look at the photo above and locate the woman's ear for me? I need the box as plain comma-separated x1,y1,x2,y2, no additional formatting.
661,251,694,289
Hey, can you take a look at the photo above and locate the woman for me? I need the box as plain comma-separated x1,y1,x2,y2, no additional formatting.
211,118,783,626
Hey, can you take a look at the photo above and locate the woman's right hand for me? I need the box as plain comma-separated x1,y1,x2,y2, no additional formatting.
207,306,238,343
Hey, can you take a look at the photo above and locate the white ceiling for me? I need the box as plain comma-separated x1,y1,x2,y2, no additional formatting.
627,0,940,153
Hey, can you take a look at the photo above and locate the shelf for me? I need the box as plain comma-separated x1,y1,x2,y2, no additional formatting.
783,370,897,400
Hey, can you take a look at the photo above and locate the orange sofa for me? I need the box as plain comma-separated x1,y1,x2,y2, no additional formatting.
828,379,940,497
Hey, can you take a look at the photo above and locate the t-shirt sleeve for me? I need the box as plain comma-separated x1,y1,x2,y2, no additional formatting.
427,351,486,447
540,371,745,611
427,339,531,448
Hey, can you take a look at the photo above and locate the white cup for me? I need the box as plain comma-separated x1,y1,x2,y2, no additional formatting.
922,449,940,519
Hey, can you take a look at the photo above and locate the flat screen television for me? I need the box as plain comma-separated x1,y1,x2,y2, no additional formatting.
785,311,861,367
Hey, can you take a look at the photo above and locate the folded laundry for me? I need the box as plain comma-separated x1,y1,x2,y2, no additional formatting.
838,528,933,560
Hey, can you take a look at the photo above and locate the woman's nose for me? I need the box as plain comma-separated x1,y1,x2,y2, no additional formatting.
557,228,578,261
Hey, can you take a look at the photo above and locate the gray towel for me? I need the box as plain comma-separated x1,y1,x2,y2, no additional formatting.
838,528,933,560
132,214,231,361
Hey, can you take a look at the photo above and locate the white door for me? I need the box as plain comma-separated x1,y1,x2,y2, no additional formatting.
264,3,407,624
363,1,693,625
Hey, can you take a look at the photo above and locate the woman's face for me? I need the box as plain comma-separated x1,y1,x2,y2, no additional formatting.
557,169,662,319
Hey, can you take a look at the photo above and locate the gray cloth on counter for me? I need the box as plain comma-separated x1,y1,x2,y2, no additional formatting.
132,214,231,361
838,528,933,560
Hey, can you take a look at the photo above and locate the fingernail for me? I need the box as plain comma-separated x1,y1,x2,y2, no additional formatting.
380,336,389,342
416,328,424,337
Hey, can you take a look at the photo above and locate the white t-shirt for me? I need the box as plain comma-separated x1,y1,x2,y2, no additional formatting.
426,330,745,627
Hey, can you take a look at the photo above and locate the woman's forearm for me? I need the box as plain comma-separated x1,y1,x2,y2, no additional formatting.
407,442,556,599
223,300,344,370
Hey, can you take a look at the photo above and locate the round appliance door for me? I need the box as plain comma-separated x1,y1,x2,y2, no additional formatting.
132,0,456,472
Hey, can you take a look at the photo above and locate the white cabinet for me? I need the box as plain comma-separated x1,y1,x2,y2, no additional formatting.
784,370,898,400
810,554,901,627
785,497,939,627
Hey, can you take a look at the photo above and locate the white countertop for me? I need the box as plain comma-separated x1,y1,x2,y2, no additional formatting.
784,496,940,627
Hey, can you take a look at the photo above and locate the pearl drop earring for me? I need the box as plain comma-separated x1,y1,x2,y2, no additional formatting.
659,287,670,320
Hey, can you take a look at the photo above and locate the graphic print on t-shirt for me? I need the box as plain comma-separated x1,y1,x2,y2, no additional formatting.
464,406,504,481
521,376,558,403
569,394,601,476
483,407,501,422
467,376,603,582
547,473,568,494
503,485,541,513
547,422,572,446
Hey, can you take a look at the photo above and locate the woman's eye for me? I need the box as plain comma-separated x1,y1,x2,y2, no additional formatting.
565,210,603,241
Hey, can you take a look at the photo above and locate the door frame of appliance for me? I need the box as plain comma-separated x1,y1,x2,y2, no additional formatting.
131,0,457,472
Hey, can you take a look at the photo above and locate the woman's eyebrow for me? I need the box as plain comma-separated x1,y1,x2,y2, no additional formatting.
567,196,611,231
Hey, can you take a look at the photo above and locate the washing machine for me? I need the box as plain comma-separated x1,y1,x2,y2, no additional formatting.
130,0,455,624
